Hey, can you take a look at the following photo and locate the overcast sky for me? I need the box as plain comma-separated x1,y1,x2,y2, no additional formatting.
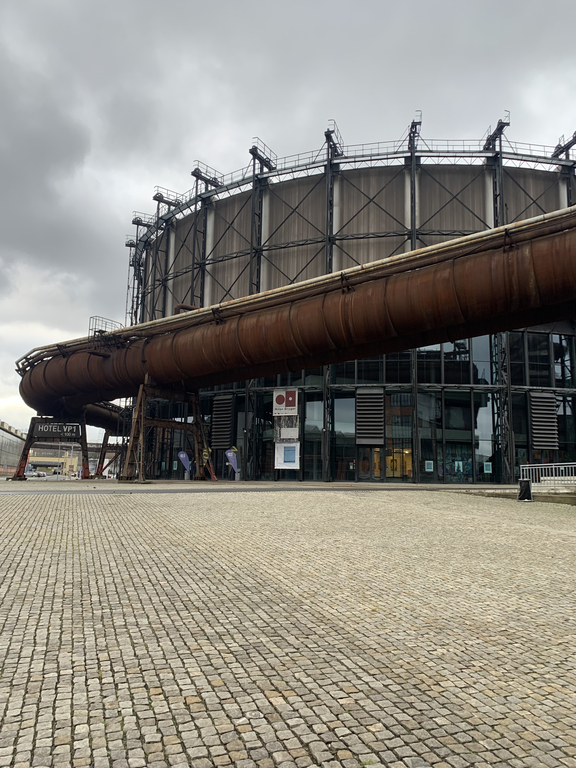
1,0,575,436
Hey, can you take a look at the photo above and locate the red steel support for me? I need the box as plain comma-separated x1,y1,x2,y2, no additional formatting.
94,430,111,478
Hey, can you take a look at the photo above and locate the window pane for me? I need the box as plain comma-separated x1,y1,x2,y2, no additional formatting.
528,333,551,387
557,395,576,446
333,361,355,384
417,345,441,383
386,393,412,439
509,332,526,385
445,442,473,484
304,393,323,481
357,356,383,384
304,367,324,385
472,336,492,384
474,391,494,482
279,371,302,386
332,395,356,481
444,340,470,384
445,391,472,435
553,334,575,388
385,351,412,383
305,394,323,438
333,397,355,438
418,390,443,482
512,393,528,446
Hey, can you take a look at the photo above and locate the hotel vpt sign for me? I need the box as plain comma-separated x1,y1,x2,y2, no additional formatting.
32,422,82,440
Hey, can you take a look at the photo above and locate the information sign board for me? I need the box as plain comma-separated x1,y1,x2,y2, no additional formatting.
32,422,81,440
273,389,298,416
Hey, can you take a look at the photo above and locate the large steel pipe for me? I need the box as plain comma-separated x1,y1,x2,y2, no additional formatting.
17,207,576,433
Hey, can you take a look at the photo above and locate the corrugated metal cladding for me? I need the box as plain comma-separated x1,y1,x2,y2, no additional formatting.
529,392,559,450
418,166,490,246
504,168,566,224
264,175,327,289
144,163,569,319
173,210,202,309
210,394,235,450
207,192,252,305
355,389,385,445
337,168,407,266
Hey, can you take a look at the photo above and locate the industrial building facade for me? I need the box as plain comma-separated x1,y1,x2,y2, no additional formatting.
0,421,25,477
125,118,576,483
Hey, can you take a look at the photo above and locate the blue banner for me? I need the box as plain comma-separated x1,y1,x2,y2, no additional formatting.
177,451,190,472
225,449,238,473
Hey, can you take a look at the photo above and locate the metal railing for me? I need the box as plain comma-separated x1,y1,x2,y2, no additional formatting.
520,463,576,486
89,316,124,336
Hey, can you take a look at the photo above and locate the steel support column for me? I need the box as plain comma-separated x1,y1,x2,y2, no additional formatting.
248,141,275,294
322,124,342,481
80,418,90,479
150,199,162,320
492,332,515,483
249,162,264,295
322,366,332,482
484,116,509,227
324,123,342,273
408,116,421,251
553,130,576,210
12,424,36,480
162,225,175,317
95,430,111,478
412,355,420,483
189,177,201,306
561,165,574,209
201,203,214,307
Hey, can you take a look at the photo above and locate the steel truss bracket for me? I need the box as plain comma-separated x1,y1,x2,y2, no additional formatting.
503,229,516,252
340,271,355,293
483,114,510,152
552,130,576,159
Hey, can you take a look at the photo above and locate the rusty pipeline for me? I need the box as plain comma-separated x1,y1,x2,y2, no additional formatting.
17,206,576,434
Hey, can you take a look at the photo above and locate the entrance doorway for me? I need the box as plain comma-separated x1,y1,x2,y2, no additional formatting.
385,441,413,481
357,446,384,481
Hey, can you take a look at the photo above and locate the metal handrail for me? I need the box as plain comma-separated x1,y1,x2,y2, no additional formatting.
520,463,576,485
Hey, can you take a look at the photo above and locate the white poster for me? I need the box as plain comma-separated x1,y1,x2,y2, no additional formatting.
275,442,300,469
273,389,298,416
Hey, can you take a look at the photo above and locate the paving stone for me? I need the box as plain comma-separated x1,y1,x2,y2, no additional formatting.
0,489,574,768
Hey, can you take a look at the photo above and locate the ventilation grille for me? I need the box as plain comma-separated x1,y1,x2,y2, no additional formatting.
211,394,234,449
356,388,385,445
529,392,559,450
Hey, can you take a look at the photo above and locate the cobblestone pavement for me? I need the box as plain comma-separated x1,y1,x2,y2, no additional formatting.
0,490,575,768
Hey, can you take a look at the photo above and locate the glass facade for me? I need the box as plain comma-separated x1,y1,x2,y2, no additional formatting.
142,324,576,484
0,424,25,476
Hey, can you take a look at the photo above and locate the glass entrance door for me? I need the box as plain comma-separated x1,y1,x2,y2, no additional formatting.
385,440,413,481
357,446,384,481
